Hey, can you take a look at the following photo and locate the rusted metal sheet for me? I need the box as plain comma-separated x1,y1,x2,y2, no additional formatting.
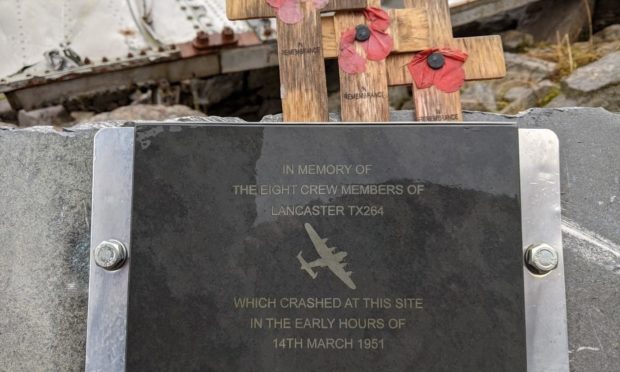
0,0,268,110
450,0,540,27
5,54,221,111
0,0,538,111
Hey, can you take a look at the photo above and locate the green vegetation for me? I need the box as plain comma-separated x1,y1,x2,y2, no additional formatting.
538,85,561,107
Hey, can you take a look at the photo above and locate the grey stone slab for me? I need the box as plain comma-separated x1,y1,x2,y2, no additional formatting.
563,52,620,93
465,108,619,372
0,128,95,372
0,109,618,371
549,52,620,112
513,108,620,371
418,107,620,371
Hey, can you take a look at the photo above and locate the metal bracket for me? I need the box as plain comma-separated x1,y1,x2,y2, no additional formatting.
85,127,135,372
519,129,569,371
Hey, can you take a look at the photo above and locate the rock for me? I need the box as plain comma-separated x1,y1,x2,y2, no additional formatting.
86,104,205,123
212,102,260,121
504,86,534,102
553,51,620,111
325,60,341,94
593,1,620,32
0,122,17,129
461,83,497,112
546,94,579,108
17,105,73,127
501,95,537,115
247,67,281,98
327,92,341,114
1,110,619,371
258,99,283,119
594,39,620,59
481,52,557,112
504,52,557,82
494,80,532,105
536,80,562,106
388,86,411,110
591,25,620,62
596,42,620,60
502,80,559,114
595,24,620,42
518,0,595,43
501,30,534,52
0,96,16,123
70,111,96,123
400,99,414,111
191,72,244,106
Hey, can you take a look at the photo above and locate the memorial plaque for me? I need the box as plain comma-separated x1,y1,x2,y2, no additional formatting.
86,124,569,371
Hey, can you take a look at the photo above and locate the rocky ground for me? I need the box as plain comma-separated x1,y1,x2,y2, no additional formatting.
1,24,618,126
366,24,620,116
457,24,620,115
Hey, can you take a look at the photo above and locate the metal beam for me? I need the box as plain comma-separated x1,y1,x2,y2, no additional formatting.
6,55,220,111
450,0,540,27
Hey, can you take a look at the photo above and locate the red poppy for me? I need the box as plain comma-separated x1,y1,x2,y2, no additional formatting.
407,48,468,93
266,0,329,24
338,7,394,74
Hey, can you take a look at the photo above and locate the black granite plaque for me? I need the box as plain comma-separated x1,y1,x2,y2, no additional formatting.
127,124,526,371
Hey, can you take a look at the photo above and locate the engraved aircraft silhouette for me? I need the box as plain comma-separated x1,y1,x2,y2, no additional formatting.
297,223,356,290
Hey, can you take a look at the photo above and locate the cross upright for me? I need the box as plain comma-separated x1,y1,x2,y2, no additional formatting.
386,0,507,121
227,0,370,122
321,0,505,122
321,3,430,121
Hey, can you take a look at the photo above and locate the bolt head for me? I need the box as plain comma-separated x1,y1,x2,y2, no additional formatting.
427,52,446,70
94,240,127,271
222,26,235,39
196,31,209,41
355,24,371,42
525,243,558,274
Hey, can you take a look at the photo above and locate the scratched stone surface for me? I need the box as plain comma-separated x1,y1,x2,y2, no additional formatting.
0,108,618,371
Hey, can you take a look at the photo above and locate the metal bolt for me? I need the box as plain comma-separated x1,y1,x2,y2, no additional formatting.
525,243,558,275
222,26,235,41
193,31,210,50
355,24,371,42
94,240,128,271
427,52,445,70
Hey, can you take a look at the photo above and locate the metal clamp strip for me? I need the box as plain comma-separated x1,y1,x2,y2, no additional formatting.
85,127,135,372
519,129,570,371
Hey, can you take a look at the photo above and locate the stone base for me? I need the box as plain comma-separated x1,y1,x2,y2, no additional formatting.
0,108,618,371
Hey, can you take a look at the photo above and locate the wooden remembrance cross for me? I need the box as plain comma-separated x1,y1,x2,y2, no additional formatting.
322,0,507,121
227,0,370,122
388,0,506,121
